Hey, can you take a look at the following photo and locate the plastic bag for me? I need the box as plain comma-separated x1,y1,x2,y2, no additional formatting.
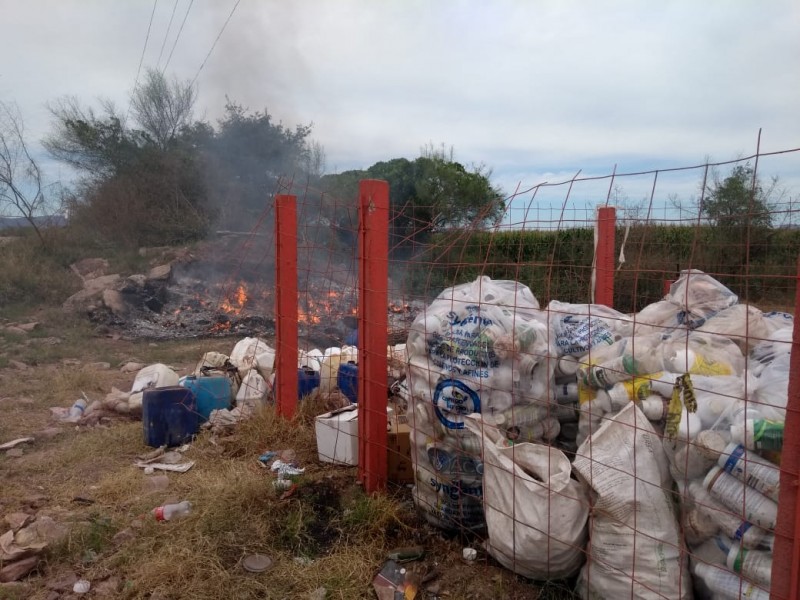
229,337,275,379
574,403,691,599
547,301,626,357
464,415,589,579
407,276,555,532
666,269,738,328
696,304,773,352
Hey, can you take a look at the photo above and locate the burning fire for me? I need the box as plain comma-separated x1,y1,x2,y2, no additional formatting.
220,284,248,315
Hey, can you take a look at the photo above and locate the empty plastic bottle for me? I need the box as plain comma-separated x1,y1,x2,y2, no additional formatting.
153,500,192,521
69,398,87,420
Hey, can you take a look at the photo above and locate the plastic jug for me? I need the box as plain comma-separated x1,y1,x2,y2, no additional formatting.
179,375,232,422
337,362,358,403
142,386,199,448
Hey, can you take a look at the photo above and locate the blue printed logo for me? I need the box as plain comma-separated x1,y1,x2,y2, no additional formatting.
433,379,481,429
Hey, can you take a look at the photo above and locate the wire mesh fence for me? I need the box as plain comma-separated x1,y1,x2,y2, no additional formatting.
210,147,800,598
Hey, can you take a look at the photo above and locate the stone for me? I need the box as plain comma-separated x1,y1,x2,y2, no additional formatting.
70,258,109,281
4,512,32,532
0,556,39,582
62,274,121,312
120,362,146,373
16,323,39,332
88,362,111,370
93,576,120,596
126,274,147,288
61,358,81,367
146,264,172,282
112,528,136,546
102,289,128,316
46,572,78,591
4,326,27,335
5,448,24,457
8,360,28,371
37,427,62,439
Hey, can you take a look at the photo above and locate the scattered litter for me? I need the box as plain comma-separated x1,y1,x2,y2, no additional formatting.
0,437,34,451
462,548,477,562
258,451,278,465
134,461,194,473
242,553,273,573
142,474,169,493
73,579,91,594
279,484,298,500
159,451,184,465
308,586,327,600
137,446,166,462
293,556,314,566
270,460,305,477
152,501,192,521
272,479,293,492
387,546,425,563
372,559,418,600
71,496,95,505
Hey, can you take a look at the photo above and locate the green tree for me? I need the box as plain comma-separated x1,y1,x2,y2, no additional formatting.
701,164,777,228
321,151,504,255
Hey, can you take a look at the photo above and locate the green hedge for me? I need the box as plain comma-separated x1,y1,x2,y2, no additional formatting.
404,225,800,312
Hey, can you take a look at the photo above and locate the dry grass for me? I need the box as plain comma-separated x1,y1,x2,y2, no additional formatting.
1,314,567,599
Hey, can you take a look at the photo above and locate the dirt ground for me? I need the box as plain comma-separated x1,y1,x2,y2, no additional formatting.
0,311,573,600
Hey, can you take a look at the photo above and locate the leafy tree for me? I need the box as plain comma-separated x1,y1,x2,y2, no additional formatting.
0,101,51,245
701,164,777,228
321,150,504,255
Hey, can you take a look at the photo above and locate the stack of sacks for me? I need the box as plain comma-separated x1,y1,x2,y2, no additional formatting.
547,301,632,453
557,270,789,599
674,324,792,599
406,276,555,531
633,269,738,336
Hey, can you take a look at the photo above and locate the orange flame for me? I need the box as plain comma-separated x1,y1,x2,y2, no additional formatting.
220,284,248,315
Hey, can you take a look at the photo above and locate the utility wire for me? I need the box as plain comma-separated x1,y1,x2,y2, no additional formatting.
190,0,242,87
162,0,194,73
125,0,159,125
156,0,180,70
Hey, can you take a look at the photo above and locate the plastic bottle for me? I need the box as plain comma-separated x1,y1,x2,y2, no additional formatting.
689,481,766,549
555,355,579,379
717,442,780,502
153,500,192,521
726,542,772,588
730,419,784,452
69,398,87,419
704,466,778,530
553,382,578,403
694,562,769,600
640,395,668,421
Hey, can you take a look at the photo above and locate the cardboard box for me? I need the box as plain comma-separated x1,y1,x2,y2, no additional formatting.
387,419,413,484
315,405,358,465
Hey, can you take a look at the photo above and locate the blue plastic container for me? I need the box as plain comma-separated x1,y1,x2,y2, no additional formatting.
179,375,232,422
142,386,199,448
298,367,321,398
337,362,358,404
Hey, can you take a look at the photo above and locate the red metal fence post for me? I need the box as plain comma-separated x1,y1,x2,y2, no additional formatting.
595,206,616,308
357,179,389,493
275,194,298,419
771,256,800,600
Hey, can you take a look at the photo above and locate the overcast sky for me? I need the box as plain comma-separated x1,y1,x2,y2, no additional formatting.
1,0,799,222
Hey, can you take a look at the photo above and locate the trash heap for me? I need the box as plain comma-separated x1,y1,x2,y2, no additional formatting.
405,271,792,598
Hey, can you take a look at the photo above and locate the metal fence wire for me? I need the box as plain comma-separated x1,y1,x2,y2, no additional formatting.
232,146,800,599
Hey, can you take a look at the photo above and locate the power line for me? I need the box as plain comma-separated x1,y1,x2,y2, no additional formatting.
190,0,242,87
162,0,194,73
156,0,180,70
125,0,159,125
